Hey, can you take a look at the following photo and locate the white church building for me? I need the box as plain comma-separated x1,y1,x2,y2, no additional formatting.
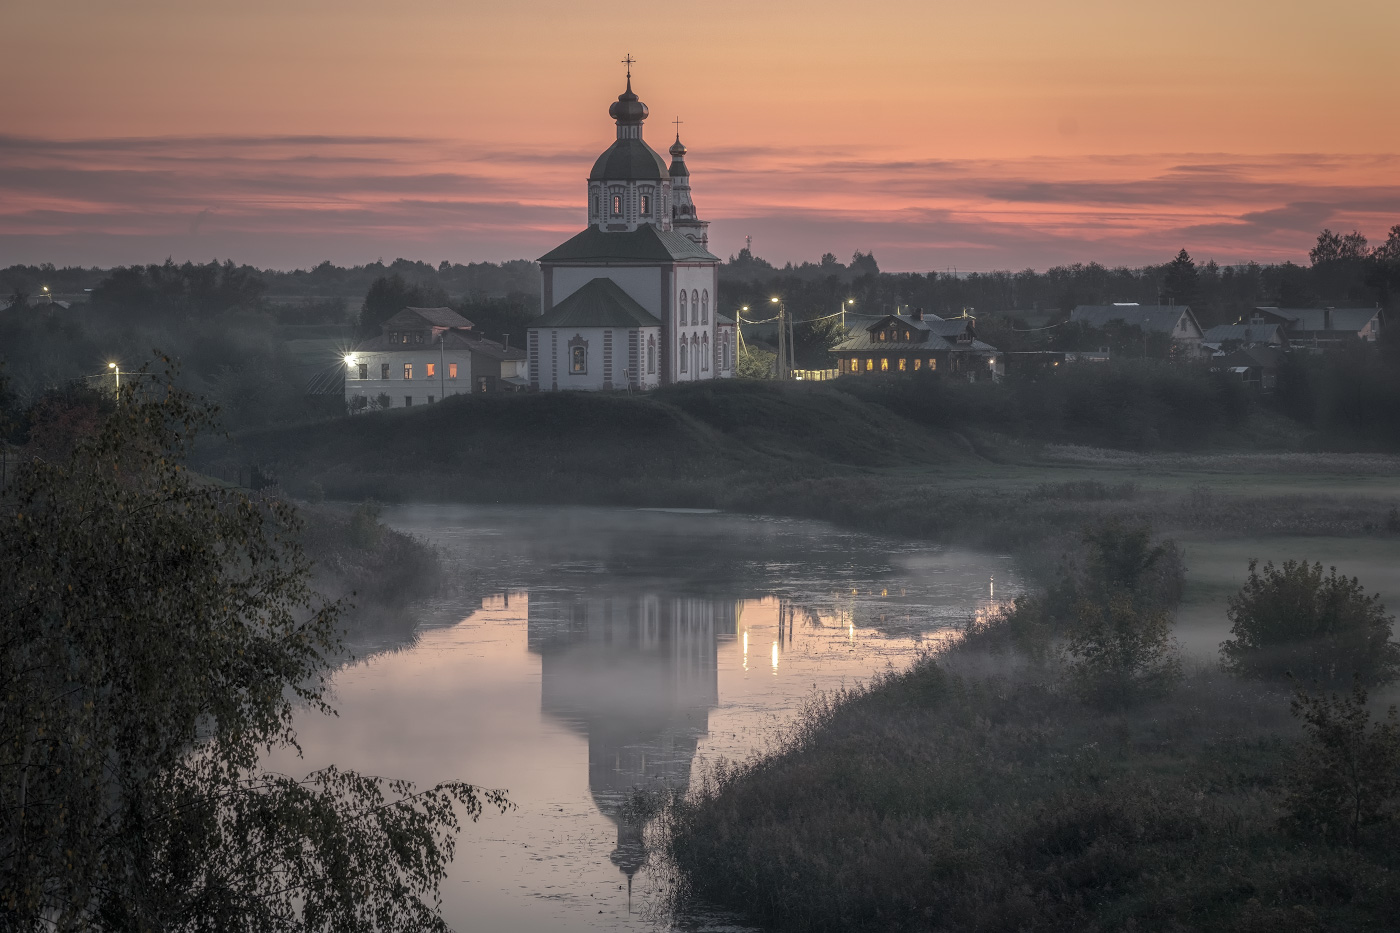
528,68,735,391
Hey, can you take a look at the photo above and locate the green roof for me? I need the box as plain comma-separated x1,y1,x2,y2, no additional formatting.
533,277,663,329
538,224,719,263
590,138,669,181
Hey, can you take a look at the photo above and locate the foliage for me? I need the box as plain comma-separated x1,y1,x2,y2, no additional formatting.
349,498,384,550
735,344,775,380
89,259,266,320
1162,248,1199,306
358,273,448,336
1283,682,1400,847
1220,559,1400,687
1063,596,1181,704
0,367,505,931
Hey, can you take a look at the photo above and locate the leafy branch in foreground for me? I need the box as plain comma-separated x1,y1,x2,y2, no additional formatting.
0,361,507,932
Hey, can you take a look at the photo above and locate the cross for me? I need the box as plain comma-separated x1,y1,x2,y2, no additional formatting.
621,54,635,78
672,116,683,137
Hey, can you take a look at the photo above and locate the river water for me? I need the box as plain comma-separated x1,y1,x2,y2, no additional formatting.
273,504,1020,931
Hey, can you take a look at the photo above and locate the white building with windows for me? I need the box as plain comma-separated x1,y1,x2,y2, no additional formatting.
344,306,525,410
528,70,734,391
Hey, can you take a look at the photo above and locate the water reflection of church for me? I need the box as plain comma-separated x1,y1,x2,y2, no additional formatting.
528,590,737,881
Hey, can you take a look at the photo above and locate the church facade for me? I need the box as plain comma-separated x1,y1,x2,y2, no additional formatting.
528,72,734,391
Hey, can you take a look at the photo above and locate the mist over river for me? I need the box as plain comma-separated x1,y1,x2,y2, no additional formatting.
269,505,1020,931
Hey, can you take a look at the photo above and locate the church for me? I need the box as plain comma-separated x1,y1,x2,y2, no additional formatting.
527,64,735,391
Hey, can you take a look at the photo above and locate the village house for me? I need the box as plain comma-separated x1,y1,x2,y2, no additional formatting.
1201,322,1285,351
1069,304,1206,357
1211,344,1286,391
527,68,735,391
343,306,526,411
829,310,1000,378
1245,306,1383,348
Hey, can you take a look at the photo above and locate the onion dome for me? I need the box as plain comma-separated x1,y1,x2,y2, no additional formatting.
667,134,689,178
608,76,648,125
669,136,686,158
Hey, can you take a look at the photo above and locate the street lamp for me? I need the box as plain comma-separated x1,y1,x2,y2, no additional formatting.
108,362,118,397
841,298,854,327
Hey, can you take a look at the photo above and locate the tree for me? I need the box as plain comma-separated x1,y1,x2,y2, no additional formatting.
1,366,506,931
1309,228,1369,266
850,251,880,278
1064,596,1181,705
358,274,449,337
736,345,775,380
1220,560,1400,687
1283,682,1400,847
1162,249,1198,306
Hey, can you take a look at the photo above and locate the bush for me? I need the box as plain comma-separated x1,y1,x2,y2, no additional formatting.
1064,596,1181,705
1220,560,1400,687
348,498,383,550
1283,682,1400,847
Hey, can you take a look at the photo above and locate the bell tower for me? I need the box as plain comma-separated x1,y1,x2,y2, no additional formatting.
667,127,709,250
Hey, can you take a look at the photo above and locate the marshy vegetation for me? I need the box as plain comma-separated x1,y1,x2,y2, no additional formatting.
660,521,1400,932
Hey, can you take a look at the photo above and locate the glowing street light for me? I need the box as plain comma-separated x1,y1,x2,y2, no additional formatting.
108,362,119,397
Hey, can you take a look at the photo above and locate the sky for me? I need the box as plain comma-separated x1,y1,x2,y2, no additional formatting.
2,0,1397,272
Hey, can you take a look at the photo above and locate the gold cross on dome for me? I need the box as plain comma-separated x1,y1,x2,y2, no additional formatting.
622,54,635,78
672,116,683,136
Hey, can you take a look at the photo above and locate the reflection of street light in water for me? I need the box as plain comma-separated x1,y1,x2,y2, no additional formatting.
771,641,779,672
742,629,748,671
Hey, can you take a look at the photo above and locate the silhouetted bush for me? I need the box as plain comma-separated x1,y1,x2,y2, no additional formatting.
1220,560,1400,687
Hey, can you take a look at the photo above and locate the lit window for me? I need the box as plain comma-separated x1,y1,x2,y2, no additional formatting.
571,345,586,374
929,358,937,370
865,358,873,371
402,334,409,344
381,363,390,379
612,194,622,216
878,332,886,341
641,194,651,215
904,331,911,340
426,362,436,378
898,358,906,371
679,290,687,325
404,363,413,380
357,363,367,380
913,359,921,371
448,362,457,379
881,358,889,371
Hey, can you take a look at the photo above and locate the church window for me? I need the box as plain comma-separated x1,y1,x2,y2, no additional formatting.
380,363,390,379
691,290,699,321
427,395,435,404
679,335,689,373
702,333,709,371
426,362,435,378
679,290,687,325
404,396,412,407
881,358,889,371
571,345,586,374
404,363,413,380
701,290,708,324
641,193,651,215
647,335,656,374
592,193,600,216
448,363,457,379
723,332,730,370
357,363,367,380
611,194,622,216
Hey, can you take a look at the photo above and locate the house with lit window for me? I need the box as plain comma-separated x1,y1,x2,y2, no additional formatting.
527,67,735,391
830,310,1000,378
1245,306,1383,348
343,306,526,411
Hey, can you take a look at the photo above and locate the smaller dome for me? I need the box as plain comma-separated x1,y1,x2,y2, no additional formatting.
669,136,686,158
608,77,648,125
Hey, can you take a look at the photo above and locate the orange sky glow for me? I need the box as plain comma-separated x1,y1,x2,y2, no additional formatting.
3,0,1397,271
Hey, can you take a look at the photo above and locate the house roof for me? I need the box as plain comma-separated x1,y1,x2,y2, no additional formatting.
531,277,664,329
1216,345,1285,370
715,312,735,325
350,330,525,359
382,306,475,330
1070,304,1201,336
1252,307,1380,333
1203,323,1283,344
539,225,719,263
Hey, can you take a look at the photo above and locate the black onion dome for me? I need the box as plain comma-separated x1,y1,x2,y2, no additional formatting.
608,77,648,125
669,136,686,158
590,139,669,180
667,136,689,178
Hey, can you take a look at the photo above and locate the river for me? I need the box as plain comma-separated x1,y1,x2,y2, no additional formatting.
272,504,1020,931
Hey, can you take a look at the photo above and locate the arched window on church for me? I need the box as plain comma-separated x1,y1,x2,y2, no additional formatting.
691,290,699,322
702,333,709,371
679,290,687,326
640,192,651,215
679,335,689,373
611,194,622,217
701,290,709,325
723,332,730,370
647,334,656,374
